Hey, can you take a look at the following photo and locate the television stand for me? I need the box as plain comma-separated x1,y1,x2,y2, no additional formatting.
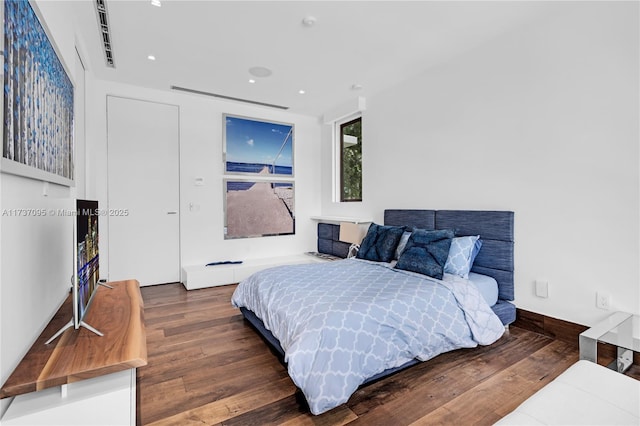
98,279,113,289
44,281,114,344
44,318,103,345
79,320,103,336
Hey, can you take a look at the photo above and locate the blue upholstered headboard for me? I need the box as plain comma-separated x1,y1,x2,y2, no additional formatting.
317,209,516,325
383,210,514,299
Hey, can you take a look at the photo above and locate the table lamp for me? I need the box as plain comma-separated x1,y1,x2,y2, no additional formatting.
339,222,367,258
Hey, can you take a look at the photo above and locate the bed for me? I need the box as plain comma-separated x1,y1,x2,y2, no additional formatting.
231,209,515,415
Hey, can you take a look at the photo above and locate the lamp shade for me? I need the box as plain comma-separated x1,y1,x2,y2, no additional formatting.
339,222,367,245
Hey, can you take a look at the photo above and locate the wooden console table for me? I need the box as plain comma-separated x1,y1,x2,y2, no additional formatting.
0,279,147,425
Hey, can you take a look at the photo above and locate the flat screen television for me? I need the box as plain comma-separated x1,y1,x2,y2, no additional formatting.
46,199,108,344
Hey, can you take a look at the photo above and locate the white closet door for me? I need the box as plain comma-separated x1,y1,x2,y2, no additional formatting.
107,96,180,286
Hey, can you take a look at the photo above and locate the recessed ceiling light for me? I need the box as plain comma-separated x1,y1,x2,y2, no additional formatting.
248,66,272,78
248,79,256,84
147,55,156,61
298,90,306,95
302,16,317,27
151,0,161,7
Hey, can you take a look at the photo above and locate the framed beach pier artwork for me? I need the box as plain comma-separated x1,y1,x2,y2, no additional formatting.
223,179,295,239
1,0,75,186
223,114,294,177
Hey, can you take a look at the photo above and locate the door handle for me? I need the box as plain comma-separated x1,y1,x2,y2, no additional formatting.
167,211,178,215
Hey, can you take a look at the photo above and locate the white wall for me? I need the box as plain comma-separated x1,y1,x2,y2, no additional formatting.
320,2,639,326
84,79,322,282
0,1,78,417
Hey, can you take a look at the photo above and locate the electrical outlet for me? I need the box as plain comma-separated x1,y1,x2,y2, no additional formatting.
596,292,611,310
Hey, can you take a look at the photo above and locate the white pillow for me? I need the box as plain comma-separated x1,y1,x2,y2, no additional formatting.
394,231,412,260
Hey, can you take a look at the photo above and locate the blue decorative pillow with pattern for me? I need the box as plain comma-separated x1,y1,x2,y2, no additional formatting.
357,223,406,263
395,229,454,279
444,235,482,279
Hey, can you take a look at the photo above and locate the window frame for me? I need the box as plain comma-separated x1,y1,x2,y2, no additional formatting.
337,115,363,203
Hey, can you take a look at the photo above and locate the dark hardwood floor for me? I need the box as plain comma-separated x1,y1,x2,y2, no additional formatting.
136,283,622,425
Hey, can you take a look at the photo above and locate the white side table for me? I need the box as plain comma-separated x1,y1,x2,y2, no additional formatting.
579,312,639,373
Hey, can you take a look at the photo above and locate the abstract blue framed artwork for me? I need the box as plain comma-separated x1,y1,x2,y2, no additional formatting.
223,114,293,177
2,0,74,186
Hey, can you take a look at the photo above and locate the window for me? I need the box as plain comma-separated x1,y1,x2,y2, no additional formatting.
339,116,362,202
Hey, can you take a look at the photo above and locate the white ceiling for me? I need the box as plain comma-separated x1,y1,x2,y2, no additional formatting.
72,1,555,118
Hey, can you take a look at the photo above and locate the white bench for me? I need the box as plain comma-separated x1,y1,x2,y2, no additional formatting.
496,360,639,425
182,254,327,290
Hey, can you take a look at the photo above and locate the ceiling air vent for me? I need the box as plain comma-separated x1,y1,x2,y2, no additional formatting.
95,0,115,68
170,86,289,110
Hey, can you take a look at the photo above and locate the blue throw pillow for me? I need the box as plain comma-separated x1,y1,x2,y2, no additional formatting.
444,235,482,279
357,223,406,263
395,229,454,279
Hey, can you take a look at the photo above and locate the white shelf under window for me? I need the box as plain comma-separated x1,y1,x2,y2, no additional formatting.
310,216,372,225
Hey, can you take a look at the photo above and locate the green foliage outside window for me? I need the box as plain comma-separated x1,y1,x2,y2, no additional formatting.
341,117,362,202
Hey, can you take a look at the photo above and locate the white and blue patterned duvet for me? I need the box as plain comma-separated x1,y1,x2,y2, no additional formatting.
231,259,504,415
